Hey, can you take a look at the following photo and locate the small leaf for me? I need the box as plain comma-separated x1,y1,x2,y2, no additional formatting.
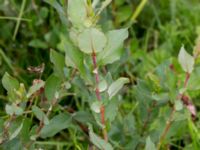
45,74,62,101
78,28,107,54
99,79,107,92
108,77,129,99
50,49,65,78
9,123,23,140
98,28,128,65
91,101,101,113
57,34,90,82
40,113,71,138
5,104,24,116
178,46,194,73
2,72,19,93
27,81,45,98
88,125,113,150
68,0,87,27
175,100,183,111
145,136,156,150
28,39,48,49
32,106,49,125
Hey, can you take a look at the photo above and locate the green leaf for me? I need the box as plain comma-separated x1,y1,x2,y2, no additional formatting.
175,100,183,111
58,34,90,82
98,28,128,65
9,122,23,140
50,49,65,78
2,72,19,93
178,46,194,73
68,0,87,27
40,113,72,138
72,111,95,124
45,74,62,101
145,136,156,150
108,77,129,99
28,39,48,49
99,79,107,92
32,106,49,125
27,81,45,98
88,125,113,150
44,0,68,25
5,104,24,116
105,99,119,122
187,67,200,90
91,101,101,113
78,28,107,54
115,6,132,23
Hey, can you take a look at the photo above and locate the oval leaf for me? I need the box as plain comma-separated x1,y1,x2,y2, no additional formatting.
45,74,61,101
98,28,128,65
78,28,107,54
91,101,101,113
68,0,87,27
2,72,19,93
178,46,194,73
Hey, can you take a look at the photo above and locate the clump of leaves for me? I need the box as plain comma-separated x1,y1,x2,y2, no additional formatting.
0,0,129,149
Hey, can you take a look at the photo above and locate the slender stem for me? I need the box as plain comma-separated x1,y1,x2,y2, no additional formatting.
157,71,191,149
13,0,26,40
157,107,175,150
184,72,190,88
91,52,108,142
0,16,30,21
126,0,148,27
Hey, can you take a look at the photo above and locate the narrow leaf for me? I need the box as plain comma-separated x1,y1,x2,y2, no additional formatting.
108,77,129,99
9,123,23,140
88,125,113,150
32,106,49,125
44,0,68,25
40,113,71,138
45,74,61,101
50,49,65,78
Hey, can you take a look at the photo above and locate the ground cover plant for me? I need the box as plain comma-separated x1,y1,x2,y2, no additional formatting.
0,0,200,150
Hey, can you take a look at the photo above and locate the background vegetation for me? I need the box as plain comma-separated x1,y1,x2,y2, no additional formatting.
1,0,200,149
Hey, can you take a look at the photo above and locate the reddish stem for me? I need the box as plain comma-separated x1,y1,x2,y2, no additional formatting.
184,72,190,88
157,72,191,149
157,107,175,150
91,52,108,142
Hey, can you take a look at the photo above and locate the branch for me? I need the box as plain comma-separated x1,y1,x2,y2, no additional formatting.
157,71,191,149
91,52,108,142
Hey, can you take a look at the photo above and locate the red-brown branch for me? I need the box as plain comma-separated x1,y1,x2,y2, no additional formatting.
157,71,191,149
91,52,108,142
